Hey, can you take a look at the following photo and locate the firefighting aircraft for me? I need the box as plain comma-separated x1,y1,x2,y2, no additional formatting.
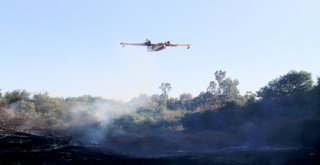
120,39,191,51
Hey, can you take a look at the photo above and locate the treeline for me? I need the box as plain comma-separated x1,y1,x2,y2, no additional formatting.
180,70,320,148
1,70,320,150
107,70,320,151
0,92,121,132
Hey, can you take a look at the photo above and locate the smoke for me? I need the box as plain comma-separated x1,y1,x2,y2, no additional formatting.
0,96,152,144
62,99,144,143
0,103,38,132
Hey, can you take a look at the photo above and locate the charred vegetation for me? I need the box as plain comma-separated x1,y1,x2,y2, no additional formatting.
0,70,320,164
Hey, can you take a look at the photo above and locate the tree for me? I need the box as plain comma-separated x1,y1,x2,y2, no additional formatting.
2,90,36,118
207,81,218,96
0,89,3,105
244,91,257,104
179,93,193,110
192,71,243,111
159,82,171,107
317,77,320,88
167,98,180,110
159,83,171,96
205,70,242,108
214,70,241,103
33,92,68,116
257,70,313,100
15,100,36,117
4,89,30,104
192,91,215,111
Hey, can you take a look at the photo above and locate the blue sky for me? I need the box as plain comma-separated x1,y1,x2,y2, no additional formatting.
1,0,319,100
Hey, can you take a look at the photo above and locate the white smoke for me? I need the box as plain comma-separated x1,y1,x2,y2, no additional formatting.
61,96,152,143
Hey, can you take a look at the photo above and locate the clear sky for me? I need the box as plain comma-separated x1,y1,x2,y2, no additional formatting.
1,0,319,101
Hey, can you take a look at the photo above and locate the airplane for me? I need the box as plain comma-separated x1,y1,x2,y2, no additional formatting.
120,39,191,51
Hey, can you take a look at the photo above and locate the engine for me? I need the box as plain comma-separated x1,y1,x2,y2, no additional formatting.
144,39,151,46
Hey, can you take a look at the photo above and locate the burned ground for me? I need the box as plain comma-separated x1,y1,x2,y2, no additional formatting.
0,129,320,165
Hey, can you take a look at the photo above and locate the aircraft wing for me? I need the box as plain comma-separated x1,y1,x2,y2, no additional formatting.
120,42,147,46
167,43,192,49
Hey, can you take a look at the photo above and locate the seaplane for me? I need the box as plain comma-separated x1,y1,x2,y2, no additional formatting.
120,39,191,51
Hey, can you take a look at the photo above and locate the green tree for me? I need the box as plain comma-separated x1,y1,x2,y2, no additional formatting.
205,71,242,108
167,98,180,110
15,100,36,117
244,91,257,104
214,70,241,103
4,89,30,104
159,83,171,96
257,70,313,100
179,93,193,110
159,82,171,106
192,91,215,111
0,89,5,108
1,90,36,117
33,93,68,128
192,71,243,111
207,81,218,96
316,77,320,91
33,92,68,115
65,95,104,107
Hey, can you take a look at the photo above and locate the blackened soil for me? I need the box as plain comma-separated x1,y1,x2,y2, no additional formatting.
0,131,319,165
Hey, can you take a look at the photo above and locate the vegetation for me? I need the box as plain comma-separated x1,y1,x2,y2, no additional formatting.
1,70,320,153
